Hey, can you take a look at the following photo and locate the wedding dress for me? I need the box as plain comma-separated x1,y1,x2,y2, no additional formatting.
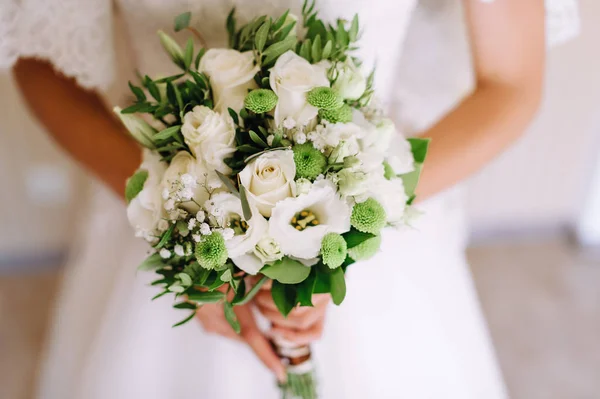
0,0,579,398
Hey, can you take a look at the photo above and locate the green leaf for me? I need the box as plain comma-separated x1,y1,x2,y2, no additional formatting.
232,276,268,305
153,125,181,141
152,290,170,300
255,20,271,53
262,36,297,65
154,223,175,249
172,311,196,327
342,228,375,249
272,132,282,148
239,184,253,220
224,302,241,333
215,170,239,196
273,9,290,31
296,268,316,306
237,144,262,153
187,290,225,303
311,34,322,62
232,278,246,304
407,137,430,163
227,108,239,125
174,301,197,310
329,267,346,305
137,253,165,271
313,263,331,294
144,77,161,101
166,82,184,111
336,20,349,47
299,39,311,61
275,20,297,42
249,130,268,148
154,73,186,84
261,257,311,284
194,47,206,70
177,272,193,287
183,38,194,70
207,274,226,291
401,163,422,202
121,102,156,114
128,82,146,102
321,40,333,59
226,8,237,47
271,281,297,317
348,14,359,42
174,12,192,32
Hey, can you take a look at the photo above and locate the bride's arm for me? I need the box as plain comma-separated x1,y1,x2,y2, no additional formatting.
13,59,140,195
12,58,286,381
416,0,545,199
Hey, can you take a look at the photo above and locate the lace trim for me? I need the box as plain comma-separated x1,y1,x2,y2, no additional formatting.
0,0,115,91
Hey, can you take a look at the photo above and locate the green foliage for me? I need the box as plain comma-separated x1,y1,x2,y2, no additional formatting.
350,198,386,234
232,276,268,305
187,290,225,303
124,170,148,203
400,138,431,204
299,0,360,63
224,301,241,333
137,253,165,271
347,234,381,261
174,12,192,32
293,143,327,180
261,257,311,284
271,280,297,317
239,184,253,220
329,267,346,305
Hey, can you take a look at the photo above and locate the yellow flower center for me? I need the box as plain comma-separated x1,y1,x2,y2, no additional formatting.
291,209,320,231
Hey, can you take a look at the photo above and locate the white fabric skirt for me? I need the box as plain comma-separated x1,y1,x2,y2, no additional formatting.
36,183,507,399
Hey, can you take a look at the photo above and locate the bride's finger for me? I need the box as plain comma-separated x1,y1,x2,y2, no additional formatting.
271,321,325,346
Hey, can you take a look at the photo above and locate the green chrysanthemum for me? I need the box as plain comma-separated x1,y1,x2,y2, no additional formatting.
320,233,348,269
195,232,228,270
244,89,278,114
293,143,327,180
125,170,148,203
351,198,387,234
318,104,353,123
347,234,382,261
306,87,343,110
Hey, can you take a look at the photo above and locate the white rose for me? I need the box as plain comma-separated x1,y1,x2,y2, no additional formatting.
269,51,330,127
332,59,366,100
161,152,221,213
127,150,168,240
253,237,284,263
210,192,269,274
200,49,259,113
181,106,236,174
239,150,296,217
368,176,408,226
269,179,351,259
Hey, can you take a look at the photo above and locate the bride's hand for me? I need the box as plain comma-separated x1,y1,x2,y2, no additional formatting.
254,287,330,346
195,300,287,382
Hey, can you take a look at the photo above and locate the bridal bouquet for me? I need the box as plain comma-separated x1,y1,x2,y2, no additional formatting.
116,1,428,397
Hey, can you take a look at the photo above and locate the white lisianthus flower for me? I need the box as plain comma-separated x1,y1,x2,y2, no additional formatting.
209,192,268,274
337,168,370,198
332,59,367,100
386,134,415,175
181,106,236,174
127,150,168,241
200,49,259,113
270,51,330,127
239,150,296,217
161,152,220,213
269,179,351,259
253,237,284,263
359,118,396,155
368,176,408,226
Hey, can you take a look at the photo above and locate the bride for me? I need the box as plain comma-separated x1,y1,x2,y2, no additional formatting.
3,0,572,397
